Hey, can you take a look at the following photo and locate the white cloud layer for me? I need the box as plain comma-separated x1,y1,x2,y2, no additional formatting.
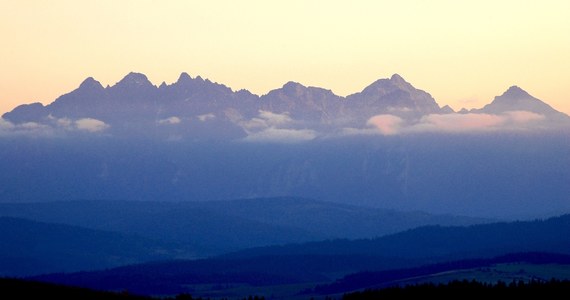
197,113,215,122
365,111,548,135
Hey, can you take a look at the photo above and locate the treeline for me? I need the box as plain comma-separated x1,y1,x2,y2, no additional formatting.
0,278,150,300
343,279,570,299
312,252,570,294
0,278,265,300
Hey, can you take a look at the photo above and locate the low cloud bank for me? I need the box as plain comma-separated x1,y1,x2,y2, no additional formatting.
0,117,110,136
364,111,547,135
366,115,404,135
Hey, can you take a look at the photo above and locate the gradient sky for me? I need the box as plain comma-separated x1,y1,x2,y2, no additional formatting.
1,0,569,115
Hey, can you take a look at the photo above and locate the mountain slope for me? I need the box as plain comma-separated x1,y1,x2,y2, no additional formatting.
0,133,568,218
260,82,342,125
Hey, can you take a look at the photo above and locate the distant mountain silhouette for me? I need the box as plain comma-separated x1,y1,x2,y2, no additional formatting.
473,86,570,121
4,72,566,139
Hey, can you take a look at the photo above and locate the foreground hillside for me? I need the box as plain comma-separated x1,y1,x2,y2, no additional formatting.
344,279,570,299
33,215,570,297
0,278,152,300
4,277,570,300
32,253,570,299
0,198,486,276
0,198,486,241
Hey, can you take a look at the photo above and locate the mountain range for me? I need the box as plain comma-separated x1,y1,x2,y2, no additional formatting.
0,73,569,218
1,72,570,298
2,72,568,140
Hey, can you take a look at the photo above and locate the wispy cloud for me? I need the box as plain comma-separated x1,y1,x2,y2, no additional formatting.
243,127,317,143
503,110,545,124
0,118,15,131
1,116,109,137
258,110,292,125
338,127,380,136
75,118,110,132
239,110,317,143
366,114,404,135
0,118,54,136
197,113,215,122
412,113,505,133
56,117,73,128
158,116,181,125
241,110,293,131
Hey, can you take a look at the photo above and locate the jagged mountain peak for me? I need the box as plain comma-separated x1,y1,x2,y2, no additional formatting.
389,73,407,84
347,74,441,117
176,72,192,83
268,81,337,99
283,80,304,88
115,72,153,88
78,77,104,90
500,85,532,100
360,74,415,95
477,85,565,117
263,81,304,97
179,72,191,80
441,105,455,114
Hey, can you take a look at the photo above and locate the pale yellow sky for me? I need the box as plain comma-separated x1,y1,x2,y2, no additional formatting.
1,0,569,115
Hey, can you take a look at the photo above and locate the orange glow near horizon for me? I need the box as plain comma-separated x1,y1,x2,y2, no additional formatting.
1,0,569,115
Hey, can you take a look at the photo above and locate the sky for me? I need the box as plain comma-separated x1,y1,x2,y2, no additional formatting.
1,0,569,115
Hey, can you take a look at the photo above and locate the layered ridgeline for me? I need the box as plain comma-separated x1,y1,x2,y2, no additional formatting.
0,198,488,276
2,73,568,139
31,214,570,297
1,73,569,218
